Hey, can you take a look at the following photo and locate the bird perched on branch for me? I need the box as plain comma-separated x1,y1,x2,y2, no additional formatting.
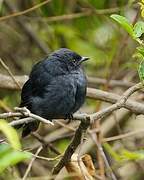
20,48,89,137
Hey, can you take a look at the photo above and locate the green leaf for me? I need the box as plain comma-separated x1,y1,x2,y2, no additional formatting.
121,149,144,161
138,60,144,83
0,144,31,173
110,14,134,38
103,143,122,162
0,120,21,150
133,46,144,60
104,143,144,163
137,46,144,57
0,144,12,158
133,21,144,38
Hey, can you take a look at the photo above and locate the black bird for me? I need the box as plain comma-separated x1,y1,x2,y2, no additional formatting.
20,48,89,137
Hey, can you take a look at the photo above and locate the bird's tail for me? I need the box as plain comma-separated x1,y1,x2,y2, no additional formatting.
15,120,40,137
21,121,40,137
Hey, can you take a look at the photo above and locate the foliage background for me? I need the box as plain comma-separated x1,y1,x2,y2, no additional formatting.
0,0,144,179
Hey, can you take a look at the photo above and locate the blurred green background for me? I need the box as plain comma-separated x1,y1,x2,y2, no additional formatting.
0,0,139,108
0,0,143,179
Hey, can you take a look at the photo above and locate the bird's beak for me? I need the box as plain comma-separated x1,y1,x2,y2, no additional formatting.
79,57,89,64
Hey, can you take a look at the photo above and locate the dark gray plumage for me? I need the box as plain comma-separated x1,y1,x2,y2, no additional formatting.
20,48,88,137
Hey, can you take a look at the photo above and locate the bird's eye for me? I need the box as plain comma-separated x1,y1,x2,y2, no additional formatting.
73,59,76,63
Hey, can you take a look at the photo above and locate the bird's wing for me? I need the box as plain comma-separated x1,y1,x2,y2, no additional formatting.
31,74,77,117
20,58,61,107
29,58,65,96
20,59,50,107
20,79,32,107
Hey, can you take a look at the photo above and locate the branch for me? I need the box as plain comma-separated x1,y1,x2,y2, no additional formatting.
9,117,36,126
0,74,144,123
0,73,136,89
52,83,143,175
28,11,92,22
15,107,53,125
31,132,61,155
0,74,144,115
8,107,54,126
87,87,144,115
103,129,144,142
90,132,117,180
87,77,135,88
0,74,28,90
0,58,21,89
52,116,91,175
90,83,142,122
22,146,43,180
0,3,136,22
23,4,138,23
1,0,52,22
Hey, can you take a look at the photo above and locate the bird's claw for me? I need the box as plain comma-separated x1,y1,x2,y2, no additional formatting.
64,114,73,124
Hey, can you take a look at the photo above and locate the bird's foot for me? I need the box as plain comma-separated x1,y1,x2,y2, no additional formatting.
64,114,73,124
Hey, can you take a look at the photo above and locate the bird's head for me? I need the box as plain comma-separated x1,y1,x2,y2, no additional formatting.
51,48,89,70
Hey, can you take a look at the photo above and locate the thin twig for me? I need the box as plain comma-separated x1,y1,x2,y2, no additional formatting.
9,117,36,126
0,112,22,118
24,11,92,22
88,77,135,88
31,132,61,155
90,83,143,122
22,146,43,180
0,3,135,22
54,121,76,131
14,107,54,125
1,0,52,21
0,58,21,89
95,120,105,179
87,87,144,115
90,132,117,180
23,4,138,22
32,154,62,161
0,74,28,90
104,129,144,142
